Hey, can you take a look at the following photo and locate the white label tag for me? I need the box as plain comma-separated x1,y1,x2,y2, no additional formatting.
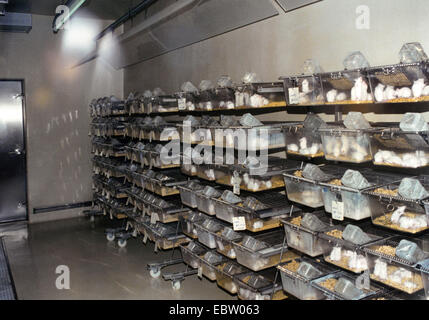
232,216,246,231
217,240,225,251
143,233,148,244
178,98,187,110
332,201,344,221
198,266,203,279
232,172,241,195
288,87,300,105
150,212,159,224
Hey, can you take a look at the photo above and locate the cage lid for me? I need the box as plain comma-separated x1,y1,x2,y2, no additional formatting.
199,80,214,91
296,262,323,280
221,190,242,204
242,72,260,84
399,113,429,132
217,75,233,88
221,227,242,241
341,170,372,190
334,277,365,300
302,59,323,75
342,225,373,245
181,81,198,93
399,42,428,64
240,113,263,127
396,240,426,264
398,178,429,200
343,112,372,130
301,212,328,232
203,251,224,264
242,236,269,251
303,113,326,130
343,51,370,70
302,163,330,181
152,87,165,97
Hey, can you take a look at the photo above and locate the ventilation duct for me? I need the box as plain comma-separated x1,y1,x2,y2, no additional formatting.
103,0,279,69
0,11,31,33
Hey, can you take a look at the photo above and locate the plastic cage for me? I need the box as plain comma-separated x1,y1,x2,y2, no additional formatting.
370,127,429,169
234,82,286,109
178,181,206,208
319,169,404,221
320,69,373,105
363,236,429,294
281,74,324,106
213,158,300,193
364,176,429,234
151,95,179,113
179,211,209,239
234,268,288,300
318,125,378,163
318,224,388,274
193,217,228,249
367,62,429,104
212,190,301,232
232,229,300,271
311,271,384,300
283,123,324,158
180,241,210,269
215,262,251,294
284,164,347,208
278,257,340,300
200,251,229,281
282,211,341,257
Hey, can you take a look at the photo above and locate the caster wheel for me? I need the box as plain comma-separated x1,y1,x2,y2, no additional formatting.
106,233,115,241
118,239,127,248
150,268,161,279
172,281,181,291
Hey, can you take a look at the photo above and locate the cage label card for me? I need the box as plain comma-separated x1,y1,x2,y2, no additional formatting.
178,98,187,110
332,201,344,221
288,87,300,105
233,216,246,231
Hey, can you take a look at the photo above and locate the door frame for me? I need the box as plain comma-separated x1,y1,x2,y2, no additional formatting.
0,79,29,222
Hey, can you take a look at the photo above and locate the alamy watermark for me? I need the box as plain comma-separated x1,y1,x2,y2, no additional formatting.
356,5,370,30
55,265,70,290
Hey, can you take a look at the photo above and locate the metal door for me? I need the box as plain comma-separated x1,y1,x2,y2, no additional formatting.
0,80,27,222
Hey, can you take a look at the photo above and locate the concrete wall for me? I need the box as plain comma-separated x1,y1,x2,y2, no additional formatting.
123,0,429,123
0,14,123,223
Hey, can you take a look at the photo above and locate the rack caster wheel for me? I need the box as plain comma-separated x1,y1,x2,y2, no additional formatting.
118,239,127,248
106,233,115,242
150,268,161,279
172,281,181,291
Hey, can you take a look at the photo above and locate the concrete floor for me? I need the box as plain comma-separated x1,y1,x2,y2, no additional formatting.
3,217,236,300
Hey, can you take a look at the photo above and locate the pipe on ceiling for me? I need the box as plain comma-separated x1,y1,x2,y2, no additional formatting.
118,0,199,42
95,0,158,41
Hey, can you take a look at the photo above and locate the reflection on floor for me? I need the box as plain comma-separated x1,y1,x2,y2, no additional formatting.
3,217,235,300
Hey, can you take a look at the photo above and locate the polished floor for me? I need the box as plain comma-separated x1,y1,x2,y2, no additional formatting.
3,217,235,300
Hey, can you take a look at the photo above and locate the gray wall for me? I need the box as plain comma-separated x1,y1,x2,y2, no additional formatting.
0,14,123,223
123,0,429,123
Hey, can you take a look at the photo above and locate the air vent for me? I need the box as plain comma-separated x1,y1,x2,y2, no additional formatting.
0,12,32,33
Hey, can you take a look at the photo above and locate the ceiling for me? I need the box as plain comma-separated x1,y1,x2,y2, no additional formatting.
4,0,141,20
